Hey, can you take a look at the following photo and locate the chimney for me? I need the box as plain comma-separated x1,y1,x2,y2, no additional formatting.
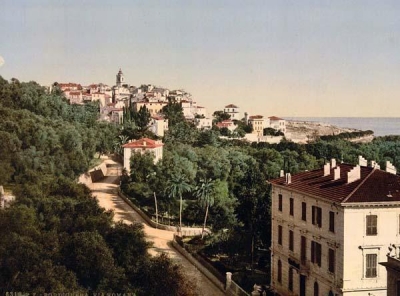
347,165,361,183
370,160,380,169
324,163,331,176
285,173,292,184
331,158,337,169
358,155,367,167
280,170,284,177
333,166,341,180
386,161,397,175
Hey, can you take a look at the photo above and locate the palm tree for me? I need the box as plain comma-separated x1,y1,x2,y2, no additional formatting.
195,178,215,239
113,135,129,156
165,174,191,232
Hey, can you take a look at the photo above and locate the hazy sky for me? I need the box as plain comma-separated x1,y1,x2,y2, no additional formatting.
1,0,399,117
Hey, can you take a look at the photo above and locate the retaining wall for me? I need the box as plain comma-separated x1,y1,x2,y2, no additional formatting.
171,238,226,293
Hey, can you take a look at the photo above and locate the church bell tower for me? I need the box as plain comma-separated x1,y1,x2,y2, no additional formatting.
116,68,124,87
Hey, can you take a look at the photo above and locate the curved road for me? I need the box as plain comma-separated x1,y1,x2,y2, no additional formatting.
86,158,224,296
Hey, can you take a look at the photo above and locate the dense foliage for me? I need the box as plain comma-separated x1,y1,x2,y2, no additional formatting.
0,76,195,294
122,102,400,273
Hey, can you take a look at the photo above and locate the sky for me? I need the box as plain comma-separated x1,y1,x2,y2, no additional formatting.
0,0,399,117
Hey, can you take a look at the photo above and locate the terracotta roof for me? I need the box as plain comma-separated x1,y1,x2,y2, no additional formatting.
122,138,164,149
151,115,165,120
269,116,284,121
270,164,400,203
249,115,264,119
225,104,238,108
216,120,234,128
69,91,81,96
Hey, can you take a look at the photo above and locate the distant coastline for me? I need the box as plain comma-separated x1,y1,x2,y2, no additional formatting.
285,117,400,137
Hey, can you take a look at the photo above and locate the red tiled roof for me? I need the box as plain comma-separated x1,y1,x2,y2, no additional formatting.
69,91,81,96
225,104,238,108
216,120,234,128
269,116,284,121
269,164,400,203
249,115,264,119
151,115,165,120
122,138,164,149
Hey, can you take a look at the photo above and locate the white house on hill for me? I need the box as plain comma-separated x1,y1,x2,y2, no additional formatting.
269,116,286,133
122,138,163,174
224,104,241,120
269,157,400,296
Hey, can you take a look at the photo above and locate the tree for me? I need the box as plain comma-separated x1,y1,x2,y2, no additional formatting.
213,110,231,123
165,174,192,231
161,97,185,127
195,178,215,239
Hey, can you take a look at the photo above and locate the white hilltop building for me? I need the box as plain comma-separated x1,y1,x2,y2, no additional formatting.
149,115,169,137
269,156,400,296
224,104,241,120
269,116,286,133
122,138,164,174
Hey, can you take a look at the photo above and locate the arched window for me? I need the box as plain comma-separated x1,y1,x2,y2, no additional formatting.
314,282,319,296
277,260,282,283
328,291,334,296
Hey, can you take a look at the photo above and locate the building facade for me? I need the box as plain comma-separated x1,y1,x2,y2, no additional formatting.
224,104,241,120
269,158,400,296
122,138,163,174
269,116,286,134
248,115,266,137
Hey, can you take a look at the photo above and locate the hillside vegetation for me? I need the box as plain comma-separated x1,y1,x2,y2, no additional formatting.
0,77,195,294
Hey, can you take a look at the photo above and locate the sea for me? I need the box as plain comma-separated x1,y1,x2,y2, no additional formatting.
285,117,400,137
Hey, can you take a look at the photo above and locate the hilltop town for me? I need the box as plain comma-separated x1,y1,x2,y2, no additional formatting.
59,69,370,145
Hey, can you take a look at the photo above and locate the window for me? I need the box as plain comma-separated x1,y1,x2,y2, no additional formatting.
289,230,294,251
312,206,322,228
277,260,282,283
278,194,283,212
302,202,307,221
366,254,377,278
329,211,335,233
311,241,322,266
328,248,335,273
278,225,282,245
289,198,294,216
301,236,307,263
366,215,377,236
288,267,293,291
314,282,319,296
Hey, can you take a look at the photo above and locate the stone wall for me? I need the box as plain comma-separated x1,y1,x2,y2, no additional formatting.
171,238,226,293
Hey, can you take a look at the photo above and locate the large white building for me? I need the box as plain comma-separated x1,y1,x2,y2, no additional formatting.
122,138,163,174
269,116,286,134
269,157,400,296
224,104,241,120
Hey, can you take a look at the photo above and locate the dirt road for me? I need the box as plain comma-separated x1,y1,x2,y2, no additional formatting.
87,158,224,296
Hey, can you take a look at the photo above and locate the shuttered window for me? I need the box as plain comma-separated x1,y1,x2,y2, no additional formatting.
302,202,307,221
312,206,322,228
366,215,377,235
366,254,377,278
